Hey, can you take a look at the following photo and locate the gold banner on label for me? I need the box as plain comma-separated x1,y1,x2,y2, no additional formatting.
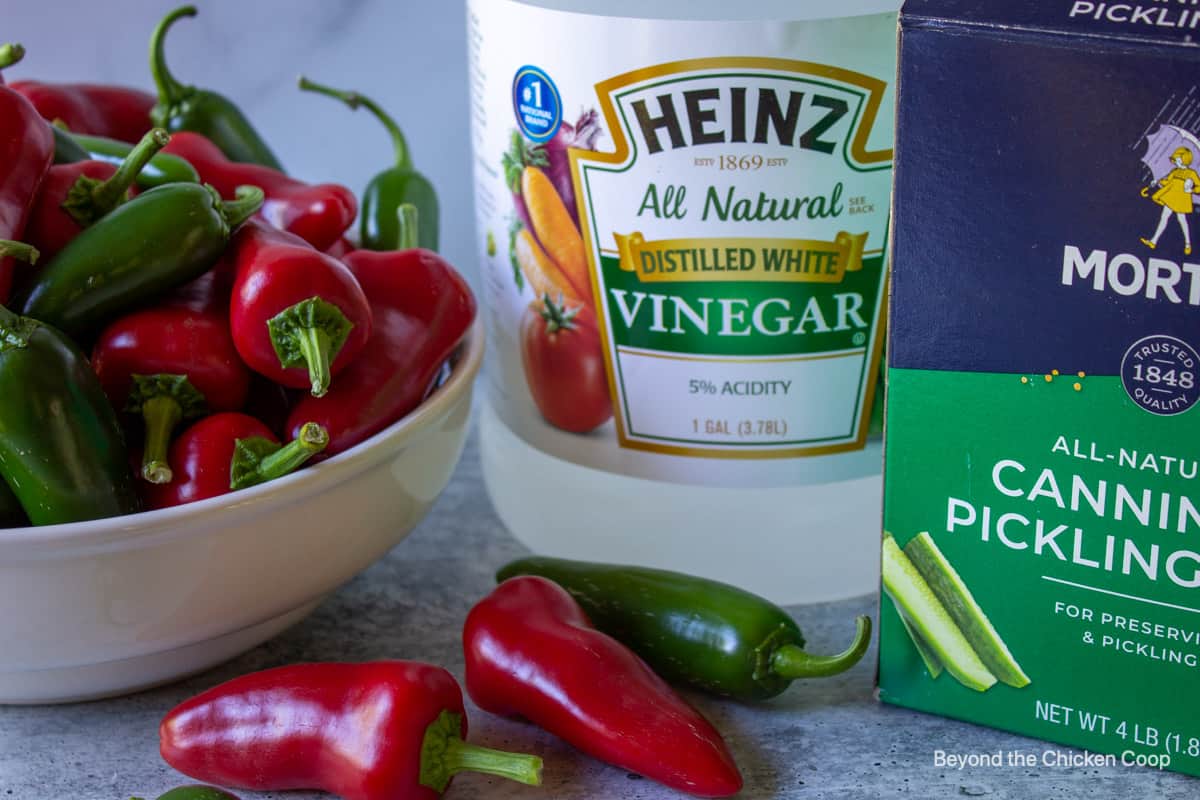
612,231,869,283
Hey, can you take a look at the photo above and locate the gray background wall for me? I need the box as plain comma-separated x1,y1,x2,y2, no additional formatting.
2,0,477,284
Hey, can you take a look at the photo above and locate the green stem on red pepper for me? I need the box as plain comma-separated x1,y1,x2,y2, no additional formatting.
266,297,353,397
128,374,207,484
0,240,39,266
419,710,543,792
229,422,328,490
0,43,25,71
62,128,171,227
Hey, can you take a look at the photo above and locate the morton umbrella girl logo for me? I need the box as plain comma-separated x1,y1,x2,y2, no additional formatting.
1139,124,1200,255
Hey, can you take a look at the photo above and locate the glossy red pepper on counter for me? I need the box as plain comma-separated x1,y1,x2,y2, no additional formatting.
229,219,372,397
24,128,169,262
10,80,155,143
0,59,54,302
159,660,544,800
286,242,475,456
141,412,327,509
92,306,251,484
464,576,744,798
163,131,356,250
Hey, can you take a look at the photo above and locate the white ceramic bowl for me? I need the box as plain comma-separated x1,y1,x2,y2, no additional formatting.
0,319,484,704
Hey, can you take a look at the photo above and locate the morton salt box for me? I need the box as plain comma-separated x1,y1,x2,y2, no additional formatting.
880,0,1200,777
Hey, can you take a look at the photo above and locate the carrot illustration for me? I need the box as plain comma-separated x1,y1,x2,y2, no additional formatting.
521,166,590,302
515,227,584,306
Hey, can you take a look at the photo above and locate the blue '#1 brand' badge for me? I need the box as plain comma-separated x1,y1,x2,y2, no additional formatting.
512,65,562,143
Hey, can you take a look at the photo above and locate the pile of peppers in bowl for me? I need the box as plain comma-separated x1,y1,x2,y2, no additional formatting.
3,8,877,800
0,5,471,528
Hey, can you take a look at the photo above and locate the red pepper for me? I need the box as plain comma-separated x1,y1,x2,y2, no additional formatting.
142,412,327,509
92,306,251,484
9,80,155,143
464,576,744,798
229,219,373,397
0,51,54,303
159,660,544,800
163,131,356,251
325,236,354,259
286,209,475,455
25,128,170,262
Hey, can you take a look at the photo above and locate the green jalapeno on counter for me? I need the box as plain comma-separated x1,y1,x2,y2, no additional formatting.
15,182,263,338
497,556,873,701
0,304,138,525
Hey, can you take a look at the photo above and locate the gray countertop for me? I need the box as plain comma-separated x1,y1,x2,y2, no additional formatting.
1,431,1194,800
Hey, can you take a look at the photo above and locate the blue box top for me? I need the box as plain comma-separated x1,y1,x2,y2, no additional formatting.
901,0,1200,47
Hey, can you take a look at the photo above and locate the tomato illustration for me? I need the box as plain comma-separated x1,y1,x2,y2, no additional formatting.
520,294,612,433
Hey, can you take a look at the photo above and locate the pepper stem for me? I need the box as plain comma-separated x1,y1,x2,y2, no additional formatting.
0,43,25,71
397,204,419,250
149,6,197,111
219,185,266,228
65,128,171,226
141,394,182,484
770,615,873,679
266,297,354,397
419,711,542,793
297,76,412,170
229,423,328,490
254,423,328,479
295,326,333,397
0,240,39,265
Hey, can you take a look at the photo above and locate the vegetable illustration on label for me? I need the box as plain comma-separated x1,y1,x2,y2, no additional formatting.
882,533,1029,692
520,293,612,433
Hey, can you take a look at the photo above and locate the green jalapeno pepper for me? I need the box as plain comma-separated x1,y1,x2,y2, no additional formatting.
0,304,138,525
15,182,263,338
149,6,283,170
497,556,873,701
298,76,439,252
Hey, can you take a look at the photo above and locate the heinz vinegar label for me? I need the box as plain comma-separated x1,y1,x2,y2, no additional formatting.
468,0,896,487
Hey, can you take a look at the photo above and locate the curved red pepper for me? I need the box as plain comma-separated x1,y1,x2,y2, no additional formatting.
230,219,373,396
159,660,543,800
285,247,476,456
25,128,170,262
464,576,744,798
141,412,327,509
9,80,155,143
93,306,251,483
0,79,54,302
163,131,356,251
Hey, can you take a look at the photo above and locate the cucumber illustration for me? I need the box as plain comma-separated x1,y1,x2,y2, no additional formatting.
881,535,997,692
905,531,1031,688
897,607,944,679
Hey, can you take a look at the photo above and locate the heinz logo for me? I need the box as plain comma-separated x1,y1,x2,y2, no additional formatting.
631,85,849,155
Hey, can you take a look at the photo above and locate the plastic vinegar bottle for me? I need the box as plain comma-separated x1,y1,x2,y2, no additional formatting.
468,0,899,605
